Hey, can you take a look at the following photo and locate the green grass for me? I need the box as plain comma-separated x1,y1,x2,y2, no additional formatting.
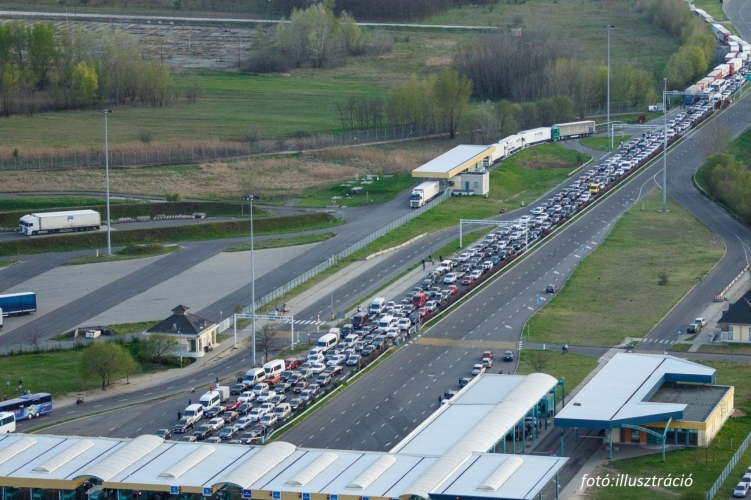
346,144,587,259
692,0,729,23
579,135,632,152
526,190,725,347
296,174,414,207
52,321,160,340
224,232,335,252
699,343,751,355
670,343,691,352
0,212,340,256
0,197,130,212
515,350,599,402
64,244,180,265
586,361,751,500
0,259,16,268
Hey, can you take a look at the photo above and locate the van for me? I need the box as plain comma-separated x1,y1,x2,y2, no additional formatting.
243,368,266,385
341,324,353,336
183,404,204,424
412,293,428,308
316,333,338,352
273,403,292,421
344,333,359,347
199,390,221,410
369,297,386,315
352,312,369,328
263,359,285,379
378,315,396,329
327,328,341,342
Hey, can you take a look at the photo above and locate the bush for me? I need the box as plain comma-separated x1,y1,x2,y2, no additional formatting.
139,130,153,144
243,49,292,74
367,33,394,56
164,193,184,202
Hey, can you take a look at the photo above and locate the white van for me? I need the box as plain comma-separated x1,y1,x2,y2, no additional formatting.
378,315,396,329
243,368,266,385
183,404,204,424
263,359,285,378
316,333,338,352
344,333,359,347
273,403,292,421
369,297,386,315
199,390,221,409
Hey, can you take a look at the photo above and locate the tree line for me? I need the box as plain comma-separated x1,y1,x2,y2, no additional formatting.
269,0,496,21
0,22,175,117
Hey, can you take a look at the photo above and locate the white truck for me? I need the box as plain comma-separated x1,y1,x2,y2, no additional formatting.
410,181,441,208
19,210,101,236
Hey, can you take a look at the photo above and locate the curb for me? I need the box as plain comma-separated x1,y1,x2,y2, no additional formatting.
365,233,427,260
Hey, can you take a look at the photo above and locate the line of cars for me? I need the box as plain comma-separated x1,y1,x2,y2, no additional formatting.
734,467,751,497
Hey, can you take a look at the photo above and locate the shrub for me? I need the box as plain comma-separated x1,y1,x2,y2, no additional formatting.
243,49,292,74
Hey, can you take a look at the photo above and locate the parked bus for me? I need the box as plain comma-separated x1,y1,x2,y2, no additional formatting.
0,393,52,420
0,411,15,433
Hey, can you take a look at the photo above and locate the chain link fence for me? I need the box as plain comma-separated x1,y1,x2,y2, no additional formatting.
0,125,434,172
707,430,751,499
243,189,452,316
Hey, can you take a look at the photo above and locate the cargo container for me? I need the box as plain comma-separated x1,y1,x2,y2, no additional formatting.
715,64,730,78
517,127,551,147
712,23,730,44
496,134,524,158
0,292,37,316
708,70,722,81
551,121,595,141
697,77,714,90
19,210,101,236
684,85,702,105
728,58,743,74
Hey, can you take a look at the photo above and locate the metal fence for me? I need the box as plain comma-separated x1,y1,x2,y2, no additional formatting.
707,430,751,499
243,189,453,316
0,333,145,356
0,125,433,172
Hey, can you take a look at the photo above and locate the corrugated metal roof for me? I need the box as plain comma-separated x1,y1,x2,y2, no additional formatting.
346,455,396,490
215,441,296,489
76,435,163,481
159,445,215,480
412,145,493,179
0,437,37,466
285,452,338,487
477,456,523,491
33,440,94,473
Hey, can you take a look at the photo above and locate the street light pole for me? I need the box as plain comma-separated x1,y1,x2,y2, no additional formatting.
662,78,668,212
248,195,257,367
604,25,614,149
100,109,112,256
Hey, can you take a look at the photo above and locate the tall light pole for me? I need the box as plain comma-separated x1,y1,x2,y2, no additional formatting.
604,25,614,149
662,78,668,212
100,109,112,256
245,194,257,366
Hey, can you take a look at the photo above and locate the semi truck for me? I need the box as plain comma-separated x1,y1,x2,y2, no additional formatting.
683,86,701,105
517,127,551,147
712,23,730,44
19,210,101,236
551,121,595,141
728,58,743,75
715,64,730,79
0,292,37,316
410,181,441,208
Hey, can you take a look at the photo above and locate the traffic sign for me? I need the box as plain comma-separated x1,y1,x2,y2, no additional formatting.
273,492,281,500
582,247,587,253
625,200,630,207
170,487,180,495
303,494,310,500
537,298,542,305
331,495,339,500
242,490,252,499
203,488,212,497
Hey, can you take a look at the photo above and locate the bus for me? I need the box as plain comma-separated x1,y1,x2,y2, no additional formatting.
0,411,15,433
0,393,52,420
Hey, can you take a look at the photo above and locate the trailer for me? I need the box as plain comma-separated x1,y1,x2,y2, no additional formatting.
726,52,739,62
19,210,101,236
551,121,595,141
715,64,730,78
730,42,740,54
409,180,441,208
697,77,714,90
517,127,551,147
712,23,730,44
728,58,743,75
708,69,722,81
684,85,702,104
0,292,37,317
496,134,524,157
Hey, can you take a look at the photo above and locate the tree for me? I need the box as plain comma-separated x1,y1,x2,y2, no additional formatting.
256,323,285,364
25,326,43,351
1,62,21,116
702,119,730,157
81,342,135,390
434,69,472,139
494,100,522,137
469,101,499,145
27,22,57,89
141,334,178,365
528,350,550,373
71,61,98,107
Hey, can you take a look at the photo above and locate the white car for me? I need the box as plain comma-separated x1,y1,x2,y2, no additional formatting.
238,391,255,403
443,273,457,284
207,418,225,431
326,354,346,366
397,318,411,330
234,416,253,430
251,383,269,395
260,413,278,428
256,390,274,403
472,364,486,376
346,354,361,366
310,363,327,374
247,407,267,422
530,206,545,215
260,402,276,413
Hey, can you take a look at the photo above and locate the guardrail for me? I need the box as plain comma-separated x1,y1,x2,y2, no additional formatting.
243,190,452,317
717,265,749,301
707,430,751,499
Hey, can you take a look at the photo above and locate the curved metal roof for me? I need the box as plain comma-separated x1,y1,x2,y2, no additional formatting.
285,452,338,487
0,437,37,466
214,441,296,489
401,373,557,499
159,445,215,480
347,455,397,490
75,435,163,482
33,440,95,474
477,456,523,491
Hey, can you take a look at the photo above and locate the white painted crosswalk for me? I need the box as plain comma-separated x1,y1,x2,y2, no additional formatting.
640,338,676,344
295,320,325,325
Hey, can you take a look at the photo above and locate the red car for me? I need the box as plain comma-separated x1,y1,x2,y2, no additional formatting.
225,400,241,411
285,358,301,370
418,307,429,318
482,350,494,361
461,276,474,286
293,381,309,394
222,411,239,424
448,285,458,295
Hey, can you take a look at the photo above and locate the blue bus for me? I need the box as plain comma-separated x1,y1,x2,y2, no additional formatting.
0,393,52,420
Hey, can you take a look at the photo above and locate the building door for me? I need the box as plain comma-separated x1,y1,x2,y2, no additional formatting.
190,339,197,352
465,181,470,192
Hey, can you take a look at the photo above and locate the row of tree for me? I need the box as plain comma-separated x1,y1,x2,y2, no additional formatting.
0,23,174,116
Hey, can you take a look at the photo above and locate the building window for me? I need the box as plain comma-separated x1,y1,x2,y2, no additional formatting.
474,182,479,188
728,326,734,341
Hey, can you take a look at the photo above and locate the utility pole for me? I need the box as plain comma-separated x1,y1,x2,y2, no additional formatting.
604,25,615,149
662,78,668,212
100,109,113,256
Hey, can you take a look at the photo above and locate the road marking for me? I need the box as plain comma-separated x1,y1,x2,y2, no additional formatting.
93,405,101,408
110,427,116,432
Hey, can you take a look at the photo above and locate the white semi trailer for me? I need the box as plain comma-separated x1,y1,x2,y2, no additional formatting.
410,181,441,208
19,209,101,236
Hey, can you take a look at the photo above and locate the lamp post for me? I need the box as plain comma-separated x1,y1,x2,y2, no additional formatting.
100,109,113,256
244,194,258,366
604,25,614,149
662,78,668,212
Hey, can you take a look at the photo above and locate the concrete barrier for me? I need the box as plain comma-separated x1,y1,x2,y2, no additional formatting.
718,265,749,299
365,233,427,260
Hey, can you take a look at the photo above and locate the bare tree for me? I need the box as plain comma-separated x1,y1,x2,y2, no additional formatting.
528,350,550,373
25,325,43,351
256,323,285,364
702,118,730,157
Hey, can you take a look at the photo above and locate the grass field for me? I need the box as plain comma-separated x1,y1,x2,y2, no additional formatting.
0,197,130,211
584,360,751,499
525,190,725,348
699,343,751,355
224,232,335,252
515,350,599,402
0,212,339,256
296,174,414,207
64,244,180,265
579,135,632,152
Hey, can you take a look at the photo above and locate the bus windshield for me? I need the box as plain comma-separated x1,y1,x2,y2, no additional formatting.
0,393,53,421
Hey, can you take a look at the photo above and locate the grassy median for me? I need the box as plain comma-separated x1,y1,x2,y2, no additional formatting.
224,232,336,252
64,244,180,265
525,190,725,347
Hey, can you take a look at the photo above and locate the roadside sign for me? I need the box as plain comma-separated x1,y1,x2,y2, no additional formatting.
170,487,180,495
303,494,310,500
625,200,630,207
242,490,252,499
537,298,542,305
582,247,587,253
273,492,281,500
203,488,212,497
331,495,339,500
